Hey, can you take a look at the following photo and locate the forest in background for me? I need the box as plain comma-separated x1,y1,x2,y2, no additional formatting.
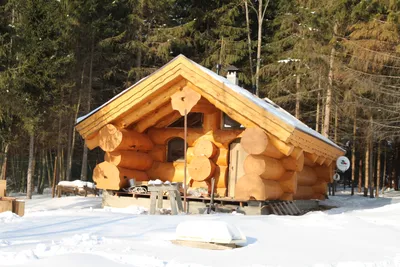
1,0,400,198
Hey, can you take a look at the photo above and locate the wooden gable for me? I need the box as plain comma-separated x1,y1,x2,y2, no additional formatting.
75,55,344,161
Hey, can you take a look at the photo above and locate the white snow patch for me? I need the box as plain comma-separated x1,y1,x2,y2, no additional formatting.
3,190,400,267
148,179,163,185
58,180,95,189
0,211,21,223
103,205,147,214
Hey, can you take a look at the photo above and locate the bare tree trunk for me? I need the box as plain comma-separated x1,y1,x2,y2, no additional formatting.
254,0,270,96
66,84,82,181
81,37,94,181
38,150,46,194
31,147,37,194
382,147,386,194
369,116,374,198
364,142,369,197
364,146,370,197
26,133,35,199
323,32,336,138
0,143,9,180
60,148,65,181
136,0,143,68
395,146,400,191
244,0,254,88
334,100,338,143
321,88,326,133
47,151,53,187
390,149,395,189
351,118,356,195
65,117,74,181
316,76,321,132
295,75,301,119
376,142,381,197
358,154,362,193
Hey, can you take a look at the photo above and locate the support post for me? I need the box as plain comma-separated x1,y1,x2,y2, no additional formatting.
183,108,188,213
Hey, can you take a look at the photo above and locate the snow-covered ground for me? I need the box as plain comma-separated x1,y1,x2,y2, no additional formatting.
1,190,400,267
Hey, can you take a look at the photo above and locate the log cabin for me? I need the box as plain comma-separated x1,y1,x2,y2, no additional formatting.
75,54,345,201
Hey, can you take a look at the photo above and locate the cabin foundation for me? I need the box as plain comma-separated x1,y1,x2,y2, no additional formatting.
102,190,319,215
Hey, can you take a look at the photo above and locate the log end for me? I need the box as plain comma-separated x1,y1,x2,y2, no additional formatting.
188,156,216,181
240,127,269,155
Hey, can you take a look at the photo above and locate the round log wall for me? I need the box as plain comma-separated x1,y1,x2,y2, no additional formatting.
235,127,332,201
90,123,333,201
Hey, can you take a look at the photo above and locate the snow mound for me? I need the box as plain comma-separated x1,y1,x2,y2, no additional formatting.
58,180,95,189
103,205,147,214
0,211,21,223
176,220,247,245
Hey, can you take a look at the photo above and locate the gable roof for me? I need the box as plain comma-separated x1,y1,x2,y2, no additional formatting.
76,54,345,160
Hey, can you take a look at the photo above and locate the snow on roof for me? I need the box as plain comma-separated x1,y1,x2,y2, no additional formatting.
185,56,343,151
77,55,343,151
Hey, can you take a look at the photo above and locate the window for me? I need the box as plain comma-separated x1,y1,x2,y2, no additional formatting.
167,138,187,162
168,112,203,128
222,113,244,129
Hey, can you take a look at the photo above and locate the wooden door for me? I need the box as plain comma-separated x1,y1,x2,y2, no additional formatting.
228,139,248,198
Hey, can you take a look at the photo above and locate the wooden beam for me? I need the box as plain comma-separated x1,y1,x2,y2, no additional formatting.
116,80,185,129
85,132,99,150
154,111,181,128
290,147,303,160
133,103,175,133
147,127,243,149
265,133,294,156
324,159,333,167
304,152,319,163
191,103,219,114
316,156,326,166
203,111,221,131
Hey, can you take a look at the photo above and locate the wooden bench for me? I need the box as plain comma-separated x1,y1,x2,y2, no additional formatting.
148,183,183,215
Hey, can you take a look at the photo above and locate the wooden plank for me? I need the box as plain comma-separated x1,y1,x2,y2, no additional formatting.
157,191,163,209
171,240,236,250
150,192,157,215
0,199,13,213
169,190,178,215
13,200,25,217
